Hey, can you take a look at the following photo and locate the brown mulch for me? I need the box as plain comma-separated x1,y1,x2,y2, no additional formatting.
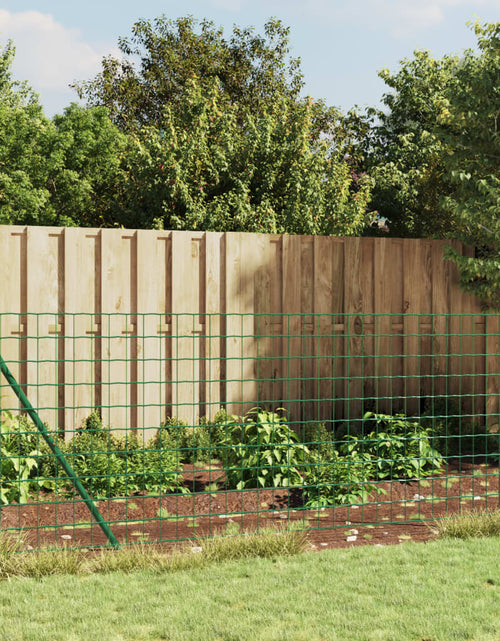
1,460,498,552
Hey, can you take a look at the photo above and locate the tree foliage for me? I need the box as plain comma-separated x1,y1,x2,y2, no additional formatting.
363,20,500,307
109,79,371,234
73,15,372,234
363,49,460,237
73,16,304,131
440,22,500,307
0,41,127,227
0,41,53,225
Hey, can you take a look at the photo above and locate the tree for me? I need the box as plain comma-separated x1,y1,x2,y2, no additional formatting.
114,80,371,234
440,22,500,307
74,15,372,235
0,40,128,227
74,16,304,132
48,104,128,227
363,49,461,238
0,41,54,225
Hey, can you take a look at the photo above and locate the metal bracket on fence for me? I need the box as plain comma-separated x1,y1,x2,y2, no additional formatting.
0,354,120,549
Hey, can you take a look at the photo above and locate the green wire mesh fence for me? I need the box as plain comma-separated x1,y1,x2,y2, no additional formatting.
0,312,499,549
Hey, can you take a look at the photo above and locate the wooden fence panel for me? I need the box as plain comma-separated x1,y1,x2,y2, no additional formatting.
0,226,496,432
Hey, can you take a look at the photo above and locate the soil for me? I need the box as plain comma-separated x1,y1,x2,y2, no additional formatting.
1,460,498,552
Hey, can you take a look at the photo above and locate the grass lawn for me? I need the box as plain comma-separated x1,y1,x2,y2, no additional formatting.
0,537,499,641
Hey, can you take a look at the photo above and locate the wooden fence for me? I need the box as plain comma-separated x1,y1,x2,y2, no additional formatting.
0,225,498,432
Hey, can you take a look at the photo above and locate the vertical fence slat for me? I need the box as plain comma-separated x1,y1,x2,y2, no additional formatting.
431,241,451,407
100,230,135,430
0,227,25,419
26,228,63,430
344,238,364,423
225,233,242,416
281,235,302,426
64,228,98,435
204,232,223,420
301,238,315,421
313,236,334,424
486,314,499,429
171,232,201,426
135,230,171,438
374,239,394,414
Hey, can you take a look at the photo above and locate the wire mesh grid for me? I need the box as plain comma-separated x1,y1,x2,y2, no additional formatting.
0,312,498,549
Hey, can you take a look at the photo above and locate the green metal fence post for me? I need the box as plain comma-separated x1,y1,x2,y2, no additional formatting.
0,354,120,549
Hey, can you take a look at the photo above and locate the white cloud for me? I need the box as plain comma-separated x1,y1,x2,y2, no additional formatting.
0,10,117,108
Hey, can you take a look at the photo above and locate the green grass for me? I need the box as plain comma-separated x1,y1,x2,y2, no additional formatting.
0,537,499,640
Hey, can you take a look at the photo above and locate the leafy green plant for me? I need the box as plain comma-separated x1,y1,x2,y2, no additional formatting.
221,408,309,490
299,422,334,461
338,412,444,481
0,412,51,504
53,415,185,499
0,416,39,504
153,412,230,464
151,416,188,465
303,451,379,508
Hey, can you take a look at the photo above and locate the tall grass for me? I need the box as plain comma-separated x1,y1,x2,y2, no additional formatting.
433,509,500,539
0,524,308,580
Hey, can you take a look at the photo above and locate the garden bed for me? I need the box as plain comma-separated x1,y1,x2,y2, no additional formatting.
1,460,498,551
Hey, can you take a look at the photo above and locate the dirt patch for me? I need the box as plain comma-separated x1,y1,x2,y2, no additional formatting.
1,460,498,551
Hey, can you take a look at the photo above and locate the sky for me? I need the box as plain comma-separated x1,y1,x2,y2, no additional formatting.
0,0,499,117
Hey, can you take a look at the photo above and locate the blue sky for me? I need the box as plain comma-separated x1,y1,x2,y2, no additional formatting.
0,0,499,116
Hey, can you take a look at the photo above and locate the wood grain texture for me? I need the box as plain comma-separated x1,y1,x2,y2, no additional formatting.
0,226,494,433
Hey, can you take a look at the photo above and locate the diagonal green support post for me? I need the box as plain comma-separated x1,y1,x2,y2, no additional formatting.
0,354,120,549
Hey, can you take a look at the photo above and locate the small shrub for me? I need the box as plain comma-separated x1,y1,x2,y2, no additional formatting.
55,416,185,499
153,414,228,464
303,452,379,508
299,422,334,461
221,408,309,490
0,412,48,504
195,409,235,463
152,417,188,464
338,412,444,481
